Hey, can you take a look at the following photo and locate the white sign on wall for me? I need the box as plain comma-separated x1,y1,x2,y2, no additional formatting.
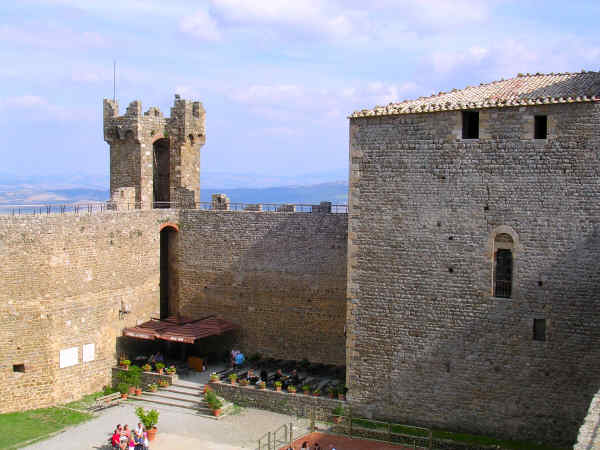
59,347,79,368
82,344,95,362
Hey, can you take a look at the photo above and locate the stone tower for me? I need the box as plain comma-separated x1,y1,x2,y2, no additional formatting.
103,94,206,209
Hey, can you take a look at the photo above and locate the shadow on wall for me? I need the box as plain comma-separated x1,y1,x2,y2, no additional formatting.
174,210,348,366
357,227,600,445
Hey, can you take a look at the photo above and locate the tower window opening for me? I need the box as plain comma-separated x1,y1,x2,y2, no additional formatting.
13,364,25,373
534,115,547,139
462,111,479,139
533,318,546,341
493,233,514,298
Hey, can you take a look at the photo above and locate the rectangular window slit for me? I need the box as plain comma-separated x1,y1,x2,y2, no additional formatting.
533,318,546,341
13,364,25,373
534,115,547,139
462,111,479,139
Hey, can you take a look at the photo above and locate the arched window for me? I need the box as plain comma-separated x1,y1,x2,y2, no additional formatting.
494,233,513,298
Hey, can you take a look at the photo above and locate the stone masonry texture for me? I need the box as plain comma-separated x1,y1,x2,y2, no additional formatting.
0,208,347,413
0,210,177,413
175,210,348,365
347,101,600,445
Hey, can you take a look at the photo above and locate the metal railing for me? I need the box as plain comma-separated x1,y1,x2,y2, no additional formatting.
257,421,304,450
0,201,348,216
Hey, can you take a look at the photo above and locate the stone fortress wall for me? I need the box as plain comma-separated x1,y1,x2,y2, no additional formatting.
0,208,347,413
347,101,600,444
0,210,177,413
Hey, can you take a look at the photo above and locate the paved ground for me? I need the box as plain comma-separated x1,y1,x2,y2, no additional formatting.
25,402,309,450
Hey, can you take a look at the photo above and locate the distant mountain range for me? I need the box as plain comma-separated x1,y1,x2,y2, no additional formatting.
0,170,348,205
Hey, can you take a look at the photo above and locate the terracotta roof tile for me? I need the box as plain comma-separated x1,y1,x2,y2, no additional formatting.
350,72,600,118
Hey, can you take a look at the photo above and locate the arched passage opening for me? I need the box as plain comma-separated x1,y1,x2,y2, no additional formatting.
153,138,170,208
160,224,178,319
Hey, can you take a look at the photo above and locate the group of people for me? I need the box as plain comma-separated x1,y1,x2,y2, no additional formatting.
285,443,337,450
111,423,149,449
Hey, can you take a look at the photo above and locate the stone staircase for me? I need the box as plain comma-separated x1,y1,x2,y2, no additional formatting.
129,380,232,419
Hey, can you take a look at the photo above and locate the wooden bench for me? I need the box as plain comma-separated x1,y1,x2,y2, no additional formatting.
90,392,122,411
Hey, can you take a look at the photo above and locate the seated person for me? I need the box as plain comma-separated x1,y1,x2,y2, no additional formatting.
260,369,268,382
274,369,283,382
291,369,300,386
247,369,259,384
111,428,121,449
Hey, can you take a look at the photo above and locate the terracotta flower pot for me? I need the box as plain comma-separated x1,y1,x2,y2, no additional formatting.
128,386,136,395
229,380,236,385
328,393,334,398
121,393,128,399
275,386,281,392
147,427,157,441
303,390,310,395
158,369,164,375
338,394,345,400
212,409,222,417
135,388,142,396
120,365,129,371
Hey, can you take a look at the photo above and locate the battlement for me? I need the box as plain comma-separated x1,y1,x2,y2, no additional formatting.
103,94,205,210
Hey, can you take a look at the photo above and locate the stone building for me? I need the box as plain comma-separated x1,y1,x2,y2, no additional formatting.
347,72,600,444
2,72,600,447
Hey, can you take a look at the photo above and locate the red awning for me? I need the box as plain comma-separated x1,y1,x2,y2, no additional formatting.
122,316,239,343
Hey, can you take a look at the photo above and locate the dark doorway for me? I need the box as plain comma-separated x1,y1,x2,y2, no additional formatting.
160,227,176,319
153,138,170,208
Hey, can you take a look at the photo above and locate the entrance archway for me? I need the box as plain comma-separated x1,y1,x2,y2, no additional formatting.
153,138,170,208
159,224,178,319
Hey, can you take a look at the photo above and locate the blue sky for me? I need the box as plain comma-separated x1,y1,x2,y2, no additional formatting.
1,0,599,180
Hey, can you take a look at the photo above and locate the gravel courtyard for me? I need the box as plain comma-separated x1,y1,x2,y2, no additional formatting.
25,402,309,450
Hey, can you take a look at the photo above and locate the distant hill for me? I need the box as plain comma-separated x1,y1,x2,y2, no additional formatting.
0,177,348,206
201,181,348,204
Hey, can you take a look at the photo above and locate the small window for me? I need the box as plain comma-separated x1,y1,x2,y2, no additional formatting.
494,248,513,298
462,111,479,139
13,364,25,373
533,319,546,341
534,115,547,139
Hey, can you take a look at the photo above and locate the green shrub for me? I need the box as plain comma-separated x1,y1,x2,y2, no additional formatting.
117,383,129,394
135,407,159,429
333,405,345,416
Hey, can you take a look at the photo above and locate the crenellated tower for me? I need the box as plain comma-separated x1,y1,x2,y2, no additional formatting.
103,94,206,209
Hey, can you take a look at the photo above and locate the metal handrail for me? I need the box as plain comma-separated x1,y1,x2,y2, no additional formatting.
0,201,348,216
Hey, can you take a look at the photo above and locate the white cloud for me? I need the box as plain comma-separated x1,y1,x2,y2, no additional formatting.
179,9,222,41
0,24,107,49
0,95,82,121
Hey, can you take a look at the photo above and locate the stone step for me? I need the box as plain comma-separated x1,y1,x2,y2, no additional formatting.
162,387,204,397
128,396,232,420
129,395,211,413
171,380,206,390
144,391,204,404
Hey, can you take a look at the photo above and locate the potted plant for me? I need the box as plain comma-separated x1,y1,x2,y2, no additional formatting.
302,385,311,395
338,385,347,401
117,382,130,399
205,390,223,417
312,388,321,397
209,373,220,383
166,365,176,375
142,363,152,372
155,362,165,374
148,383,158,392
274,380,282,392
135,407,159,441
158,379,169,388
119,359,131,370
129,366,142,395
257,380,266,389
327,386,335,398
239,378,249,386
332,405,345,424
287,385,297,394
228,373,238,385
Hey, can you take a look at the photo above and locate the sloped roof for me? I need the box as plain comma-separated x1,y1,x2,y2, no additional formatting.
350,72,600,118
123,315,239,344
